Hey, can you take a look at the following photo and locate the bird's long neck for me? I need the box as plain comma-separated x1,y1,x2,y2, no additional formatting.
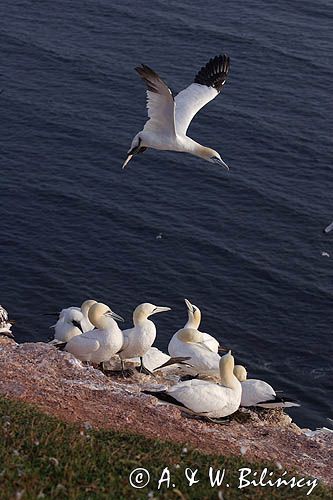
184,314,200,330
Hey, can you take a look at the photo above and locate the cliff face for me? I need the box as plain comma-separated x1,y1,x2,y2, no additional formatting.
0,338,332,486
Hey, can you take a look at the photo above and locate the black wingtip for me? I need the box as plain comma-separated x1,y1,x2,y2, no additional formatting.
194,54,230,92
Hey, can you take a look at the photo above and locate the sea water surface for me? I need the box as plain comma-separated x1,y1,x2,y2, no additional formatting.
1,0,332,428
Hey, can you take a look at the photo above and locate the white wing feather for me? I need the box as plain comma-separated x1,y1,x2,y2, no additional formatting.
175,84,218,135
136,64,176,136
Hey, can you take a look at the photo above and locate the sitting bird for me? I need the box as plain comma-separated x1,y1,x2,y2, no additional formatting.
143,351,242,423
233,365,300,409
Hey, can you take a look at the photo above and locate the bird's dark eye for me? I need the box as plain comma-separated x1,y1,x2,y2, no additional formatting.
192,306,197,313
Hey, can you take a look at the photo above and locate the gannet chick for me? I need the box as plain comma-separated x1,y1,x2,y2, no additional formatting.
119,303,171,376
0,304,15,339
65,302,124,368
143,351,241,422
123,55,230,170
234,365,300,409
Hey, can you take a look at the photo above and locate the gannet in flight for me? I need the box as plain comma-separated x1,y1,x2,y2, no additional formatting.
234,365,300,409
0,304,15,339
123,54,230,169
143,351,241,422
65,302,124,369
118,302,171,376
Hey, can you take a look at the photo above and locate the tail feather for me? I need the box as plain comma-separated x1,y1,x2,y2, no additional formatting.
256,395,300,409
142,390,186,409
154,356,191,371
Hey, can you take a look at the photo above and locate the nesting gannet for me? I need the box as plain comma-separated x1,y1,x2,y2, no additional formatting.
123,55,230,169
234,365,300,409
143,351,241,421
0,304,15,339
49,299,97,345
168,299,226,375
65,302,124,367
119,303,171,375
49,308,85,344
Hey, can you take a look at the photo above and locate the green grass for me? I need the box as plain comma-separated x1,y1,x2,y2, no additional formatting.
0,397,330,499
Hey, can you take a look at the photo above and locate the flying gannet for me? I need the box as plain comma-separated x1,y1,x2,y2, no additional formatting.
65,302,124,369
0,304,15,339
143,351,241,422
233,365,300,409
119,302,171,376
123,54,230,169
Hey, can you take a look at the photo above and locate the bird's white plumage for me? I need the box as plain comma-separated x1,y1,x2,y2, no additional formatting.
168,299,221,375
0,304,13,336
175,83,218,135
167,379,240,417
146,351,241,418
234,365,300,408
51,299,96,343
143,77,175,136
51,308,84,343
119,303,171,362
123,55,230,169
65,303,123,364
131,347,171,372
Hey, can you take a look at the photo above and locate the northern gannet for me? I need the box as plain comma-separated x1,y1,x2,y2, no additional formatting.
123,55,230,169
168,299,225,375
65,302,124,368
119,303,171,375
49,299,97,344
0,304,15,339
143,351,241,421
49,308,85,344
234,365,300,409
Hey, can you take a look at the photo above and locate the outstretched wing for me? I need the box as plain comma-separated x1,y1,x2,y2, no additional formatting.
136,64,176,136
175,54,230,136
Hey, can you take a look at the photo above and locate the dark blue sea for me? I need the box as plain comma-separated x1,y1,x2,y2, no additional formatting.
1,0,332,429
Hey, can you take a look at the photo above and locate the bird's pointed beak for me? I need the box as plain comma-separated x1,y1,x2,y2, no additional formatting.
72,320,84,333
214,157,229,170
151,306,171,316
110,311,125,323
184,299,194,313
122,154,133,169
8,319,16,325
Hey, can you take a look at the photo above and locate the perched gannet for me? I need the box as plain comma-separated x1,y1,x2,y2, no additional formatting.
65,302,124,367
49,299,97,344
168,299,226,375
123,55,230,169
234,365,300,409
0,304,15,339
49,308,85,344
119,303,171,375
169,299,225,354
143,351,241,421
169,328,221,377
